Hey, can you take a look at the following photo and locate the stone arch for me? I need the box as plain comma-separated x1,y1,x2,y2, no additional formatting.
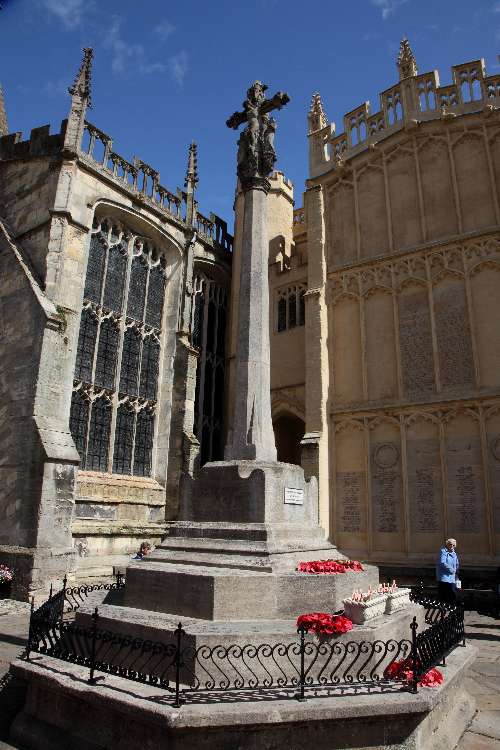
272,412,305,466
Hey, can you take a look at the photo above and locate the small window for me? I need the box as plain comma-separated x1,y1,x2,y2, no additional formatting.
276,284,306,332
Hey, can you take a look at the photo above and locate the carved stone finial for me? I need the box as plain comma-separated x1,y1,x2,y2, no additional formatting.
226,81,290,191
397,38,418,80
0,82,8,137
184,141,199,191
68,47,93,108
308,93,328,134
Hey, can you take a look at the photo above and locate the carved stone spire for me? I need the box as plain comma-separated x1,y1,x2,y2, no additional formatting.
397,38,418,80
184,141,199,192
308,93,328,134
0,82,8,137
64,48,93,153
68,47,93,107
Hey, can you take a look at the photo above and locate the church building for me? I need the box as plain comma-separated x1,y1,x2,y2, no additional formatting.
1,40,500,599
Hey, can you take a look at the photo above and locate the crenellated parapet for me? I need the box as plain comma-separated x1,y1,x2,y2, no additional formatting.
309,40,500,178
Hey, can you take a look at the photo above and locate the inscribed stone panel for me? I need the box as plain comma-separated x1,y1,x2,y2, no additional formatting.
406,418,444,553
433,278,474,391
486,411,500,553
398,284,435,400
387,150,422,250
334,423,367,551
327,184,357,269
453,134,495,233
418,139,457,241
471,267,500,389
331,298,363,404
370,421,404,552
365,290,397,402
357,167,389,259
445,413,488,554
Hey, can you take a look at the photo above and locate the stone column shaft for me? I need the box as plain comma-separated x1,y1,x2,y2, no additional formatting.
225,184,277,462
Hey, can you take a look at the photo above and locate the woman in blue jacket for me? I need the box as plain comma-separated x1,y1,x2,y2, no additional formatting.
436,538,459,603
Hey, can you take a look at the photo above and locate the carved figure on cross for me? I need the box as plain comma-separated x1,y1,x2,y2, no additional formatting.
226,81,290,190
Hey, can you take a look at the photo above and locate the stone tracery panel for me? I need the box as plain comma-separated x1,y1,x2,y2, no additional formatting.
327,180,357,268
330,295,363,405
445,411,488,554
453,132,496,232
369,418,404,552
334,420,367,551
386,146,422,250
357,164,389,259
398,282,435,400
486,407,500,552
433,275,474,392
364,288,397,402
470,264,500,389
417,137,458,241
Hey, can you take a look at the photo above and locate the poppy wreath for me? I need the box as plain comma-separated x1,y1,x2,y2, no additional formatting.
297,559,364,574
383,658,444,687
296,612,354,635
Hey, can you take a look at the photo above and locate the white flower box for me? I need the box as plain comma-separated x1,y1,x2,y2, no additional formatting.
342,594,388,624
385,588,411,614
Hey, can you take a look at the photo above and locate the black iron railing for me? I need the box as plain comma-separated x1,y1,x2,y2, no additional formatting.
25,584,465,705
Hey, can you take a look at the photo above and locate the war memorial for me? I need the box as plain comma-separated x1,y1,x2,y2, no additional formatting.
4,68,478,750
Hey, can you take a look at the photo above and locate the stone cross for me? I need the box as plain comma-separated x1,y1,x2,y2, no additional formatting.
224,82,289,463
226,81,290,191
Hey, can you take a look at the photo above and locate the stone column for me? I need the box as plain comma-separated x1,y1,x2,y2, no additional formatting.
225,180,277,462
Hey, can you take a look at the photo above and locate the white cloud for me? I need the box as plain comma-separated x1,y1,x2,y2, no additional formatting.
44,78,68,97
103,17,166,76
169,51,188,86
371,0,409,20
42,0,85,29
154,20,175,40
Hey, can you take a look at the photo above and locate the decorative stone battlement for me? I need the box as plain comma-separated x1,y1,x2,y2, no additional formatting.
309,41,500,178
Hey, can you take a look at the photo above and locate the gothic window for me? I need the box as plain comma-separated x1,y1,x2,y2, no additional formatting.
112,403,135,474
87,397,112,471
134,409,154,476
70,218,167,477
139,337,160,401
69,391,89,466
120,328,141,395
191,276,228,465
94,318,119,390
276,284,306,332
75,309,98,383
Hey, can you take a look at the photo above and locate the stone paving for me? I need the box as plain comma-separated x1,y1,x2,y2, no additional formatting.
0,600,498,749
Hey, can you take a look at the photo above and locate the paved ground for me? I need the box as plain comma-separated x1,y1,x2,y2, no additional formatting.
0,601,498,748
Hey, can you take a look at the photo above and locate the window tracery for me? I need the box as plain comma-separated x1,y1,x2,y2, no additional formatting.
191,275,228,465
276,284,306,332
69,217,167,476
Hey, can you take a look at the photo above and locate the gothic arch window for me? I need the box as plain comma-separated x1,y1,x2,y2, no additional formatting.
69,217,167,476
191,274,228,465
276,284,306,332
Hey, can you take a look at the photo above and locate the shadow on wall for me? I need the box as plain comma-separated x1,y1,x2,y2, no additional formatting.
273,414,305,465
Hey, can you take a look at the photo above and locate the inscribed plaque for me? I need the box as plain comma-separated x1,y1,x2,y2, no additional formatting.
446,435,486,535
336,471,365,533
371,442,402,534
284,487,304,505
407,437,442,534
398,288,435,399
434,282,474,390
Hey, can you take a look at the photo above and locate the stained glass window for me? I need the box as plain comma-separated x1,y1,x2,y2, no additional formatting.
84,235,106,303
139,338,160,401
103,244,127,312
145,265,165,328
75,310,97,383
120,328,141,395
113,403,135,474
86,397,111,471
127,255,148,321
71,220,166,476
134,410,154,476
94,319,119,390
69,391,89,466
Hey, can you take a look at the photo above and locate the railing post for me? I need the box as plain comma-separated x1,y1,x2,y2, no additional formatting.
297,625,307,702
461,601,466,646
60,575,68,624
173,622,184,708
410,616,419,694
88,607,99,685
25,596,35,660
440,606,446,666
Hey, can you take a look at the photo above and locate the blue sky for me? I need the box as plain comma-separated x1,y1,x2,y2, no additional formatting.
1,0,499,228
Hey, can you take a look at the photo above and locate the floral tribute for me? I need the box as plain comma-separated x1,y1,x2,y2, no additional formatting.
0,565,13,585
384,658,444,688
296,612,353,635
297,559,363,574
